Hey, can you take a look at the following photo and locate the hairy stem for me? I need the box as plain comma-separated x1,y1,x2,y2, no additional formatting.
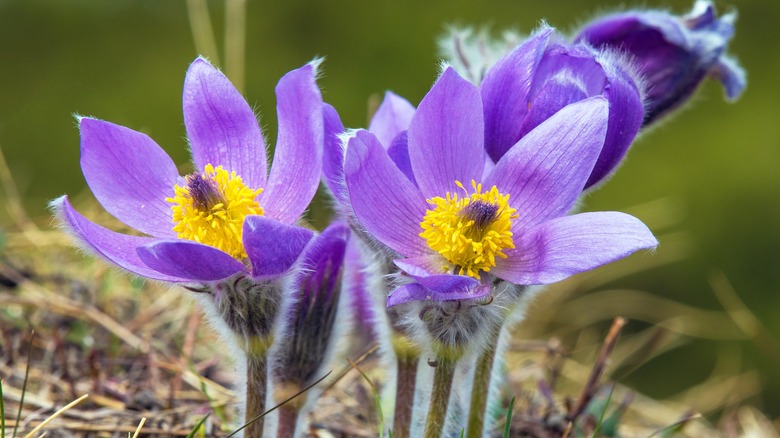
393,355,419,438
423,356,458,438
245,354,267,437
277,404,300,438
466,334,499,438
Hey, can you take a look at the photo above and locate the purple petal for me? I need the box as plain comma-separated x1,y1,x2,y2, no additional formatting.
368,91,416,148
481,27,553,162
79,118,178,239
484,98,608,232
394,256,479,293
585,56,645,188
322,103,347,203
344,130,429,256
492,211,657,284
712,56,746,101
517,75,589,140
183,57,267,190
345,236,377,337
243,215,315,279
408,67,485,199
386,281,490,307
297,221,349,302
137,240,245,282
262,63,324,224
386,131,417,186
52,196,191,282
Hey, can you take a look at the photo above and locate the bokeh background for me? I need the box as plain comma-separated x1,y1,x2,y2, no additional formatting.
1,0,778,424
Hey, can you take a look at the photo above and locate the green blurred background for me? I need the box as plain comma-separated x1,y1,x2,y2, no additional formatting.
1,0,778,421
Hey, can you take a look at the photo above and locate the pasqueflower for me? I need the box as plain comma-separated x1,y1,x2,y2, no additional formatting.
343,67,657,306
52,57,323,284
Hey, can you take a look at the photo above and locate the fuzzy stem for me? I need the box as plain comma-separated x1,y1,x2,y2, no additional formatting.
277,405,299,438
466,334,499,438
423,356,458,438
393,355,419,438
245,354,267,437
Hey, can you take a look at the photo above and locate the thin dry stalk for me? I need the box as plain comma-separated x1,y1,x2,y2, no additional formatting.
566,317,626,422
23,394,88,438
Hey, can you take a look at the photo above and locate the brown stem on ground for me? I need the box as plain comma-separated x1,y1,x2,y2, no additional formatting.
566,317,627,423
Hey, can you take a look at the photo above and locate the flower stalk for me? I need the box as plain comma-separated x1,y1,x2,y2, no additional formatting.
392,333,421,438
274,382,306,438
465,331,499,438
245,352,268,437
423,352,460,438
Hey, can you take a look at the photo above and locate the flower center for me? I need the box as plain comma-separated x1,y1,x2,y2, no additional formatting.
419,180,517,279
167,164,264,259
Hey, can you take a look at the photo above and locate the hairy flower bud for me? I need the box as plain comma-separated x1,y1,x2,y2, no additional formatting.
271,222,351,435
574,0,746,125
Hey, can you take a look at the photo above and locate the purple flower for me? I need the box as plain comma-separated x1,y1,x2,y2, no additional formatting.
481,26,645,189
343,67,657,307
52,57,323,284
574,0,746,125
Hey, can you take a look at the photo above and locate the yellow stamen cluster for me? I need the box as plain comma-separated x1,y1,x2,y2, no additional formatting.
167,164,264,259
420,180,518,279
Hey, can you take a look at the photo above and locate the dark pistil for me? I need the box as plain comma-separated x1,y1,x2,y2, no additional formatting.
186,173,225,210
461,200,499,232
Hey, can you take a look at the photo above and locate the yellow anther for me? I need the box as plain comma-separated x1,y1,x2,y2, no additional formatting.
167,164,264,259
419,180,518,279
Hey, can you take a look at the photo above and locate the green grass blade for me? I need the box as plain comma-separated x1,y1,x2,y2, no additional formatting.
349,359,385,437
592,385,615,438
503,395,516,438
647,412,702,438
12,332,33,438
189,360,227,427
185,413,211,438
1,378,6,438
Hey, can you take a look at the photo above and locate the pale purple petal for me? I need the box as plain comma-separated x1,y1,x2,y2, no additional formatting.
387,283,428,307
712,56,747,101
408,67,485,199
243,215,315,279
387,282,490,307
492,212,657,284
52,196,191,282
262,63,324,224
322,103,347,203
344,130,429,256
79,118,178,239
386,131,417,186
484,98,608,232
394,256,479,293
481,27,553,162
183,57,267,189
368,91,416,148
137,240,245,282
